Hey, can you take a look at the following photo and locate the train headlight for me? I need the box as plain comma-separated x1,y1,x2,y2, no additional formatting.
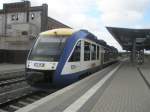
27,61,31,68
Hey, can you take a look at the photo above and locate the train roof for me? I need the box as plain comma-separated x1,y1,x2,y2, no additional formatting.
80,30,107,47
39,28,118,51
40,28,75,36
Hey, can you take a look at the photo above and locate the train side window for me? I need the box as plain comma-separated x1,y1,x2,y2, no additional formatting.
91,44,96,60
69,40,81,62
104,48,109,62
84,41,90,61
97,46,99,60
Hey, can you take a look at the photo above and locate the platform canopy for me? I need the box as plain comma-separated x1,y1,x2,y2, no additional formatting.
106,27,150,51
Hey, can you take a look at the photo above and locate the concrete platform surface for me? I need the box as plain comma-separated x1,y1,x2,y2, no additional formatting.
138,57,150,85
16,60,150,112
90,61,150,112
0,64,24,73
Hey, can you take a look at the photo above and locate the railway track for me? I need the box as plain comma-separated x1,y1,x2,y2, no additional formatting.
0,75,58,112
0,71,42,112
0,69,58,112
0,87,57,112
0,77,25,87
0,70,24,81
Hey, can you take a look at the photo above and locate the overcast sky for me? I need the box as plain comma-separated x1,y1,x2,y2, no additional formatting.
1,0,150,51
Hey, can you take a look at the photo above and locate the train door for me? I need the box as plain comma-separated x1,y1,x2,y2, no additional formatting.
61,40,82,75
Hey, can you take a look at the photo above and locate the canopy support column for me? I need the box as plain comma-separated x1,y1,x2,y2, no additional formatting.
131,38,136,63
137,49,144,64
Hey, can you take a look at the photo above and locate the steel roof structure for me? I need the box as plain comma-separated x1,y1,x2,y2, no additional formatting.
106,27,150,51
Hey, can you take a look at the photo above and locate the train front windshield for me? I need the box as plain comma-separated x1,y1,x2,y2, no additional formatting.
29,35,68,61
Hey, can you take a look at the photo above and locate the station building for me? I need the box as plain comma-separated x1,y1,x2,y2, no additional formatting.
0,1,70,63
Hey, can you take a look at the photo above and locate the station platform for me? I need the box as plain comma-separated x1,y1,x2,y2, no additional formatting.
138,56,150,86
0,64,25,79
16,59,150,112
0,64,24,72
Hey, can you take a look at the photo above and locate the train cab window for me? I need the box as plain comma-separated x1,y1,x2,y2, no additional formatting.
29,35,68,61
69,41,81,62
84,41,90,61
97,46,100,60
91,44,96,60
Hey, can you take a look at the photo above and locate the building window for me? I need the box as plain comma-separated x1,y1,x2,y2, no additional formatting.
84,41,90,61
97,46,99,60
7,25,12,29
11,15,15,21
16,14,18,20
22,31,28,35
11,14,19,21
31,13,35,20
69,41,81,62
91,44,96,60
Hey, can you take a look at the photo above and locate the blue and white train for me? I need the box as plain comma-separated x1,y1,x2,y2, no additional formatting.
26,28,118,87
